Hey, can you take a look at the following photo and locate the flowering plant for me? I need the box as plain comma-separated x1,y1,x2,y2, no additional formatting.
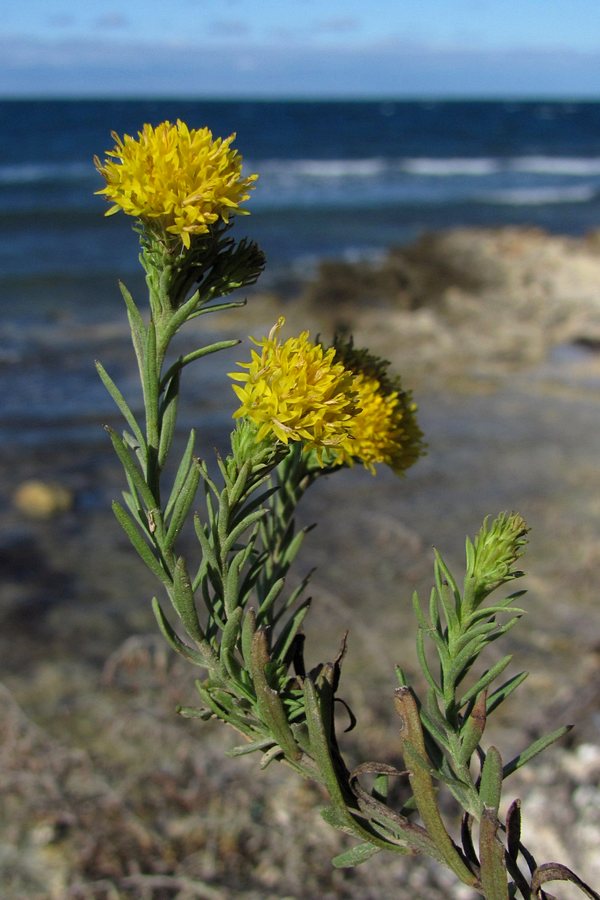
95,121,598,899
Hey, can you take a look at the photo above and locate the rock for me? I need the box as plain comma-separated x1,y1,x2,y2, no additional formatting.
298,227,600,381
13,480,73,519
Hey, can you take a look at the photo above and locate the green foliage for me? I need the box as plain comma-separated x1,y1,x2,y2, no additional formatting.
99,197,598,900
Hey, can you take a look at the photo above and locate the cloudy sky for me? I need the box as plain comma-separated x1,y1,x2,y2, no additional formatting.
2,0,600,98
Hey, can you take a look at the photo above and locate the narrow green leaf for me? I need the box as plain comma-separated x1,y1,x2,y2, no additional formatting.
465,602,526,626
96,360,146,452
160,339,240,390
217,487,231,547
221,507,268,557
332,843,382,868
433,550,461,633
419,706,452,753
271,569,314,625
256,577,286,622
164,429,196,520
121,488,144,526
223,539,257,615
304,680,362,824
227,459,252,508
112,501,170,586
429,583,441,630
464,535,475,576
220,607,244,683
176,705,213,720
503,725,573,779
198,459,220,501
231,485,279,530
320,805,359,838
272,598,311,663
143,319,159,429
158,371,180,468
193,513,219,570
241,608,257,670
447,636,488,686
415,627,443,697
260,744,285,769
249,630,301,761
171,556,205,644
105,427,157,514
119,280,146,376
479,746,503,812
458,655,513,708
226,737,275,758
395,665,410,686
152,597,208,666
216,454,233,493
453,619,501,654
412,589,430,630
165,458,201,549
486,671,528,715
190,298,247,318
280,527,307,567
458,690,487,764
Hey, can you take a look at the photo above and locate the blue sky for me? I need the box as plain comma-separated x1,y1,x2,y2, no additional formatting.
1,0,600,98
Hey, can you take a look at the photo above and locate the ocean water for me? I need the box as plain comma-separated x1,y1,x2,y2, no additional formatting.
3,99,600,309
2,98,600,444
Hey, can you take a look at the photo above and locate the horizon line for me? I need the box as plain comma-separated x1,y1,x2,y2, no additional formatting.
1,92,600,103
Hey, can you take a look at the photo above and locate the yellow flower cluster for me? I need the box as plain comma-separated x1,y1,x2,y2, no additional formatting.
332,372,421,475
229,318,356,458
94,120,257,248
230,321,424,475
331,336,424,475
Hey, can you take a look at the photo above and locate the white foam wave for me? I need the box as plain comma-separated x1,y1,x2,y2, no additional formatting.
0,162,91,185
402,158,500,176
511,156,600,175
481,185,597,205
257,158,388,179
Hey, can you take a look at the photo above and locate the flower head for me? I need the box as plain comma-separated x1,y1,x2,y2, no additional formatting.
94,120,257,248
467,512,529,607
330,338,425,475
229,318,356,459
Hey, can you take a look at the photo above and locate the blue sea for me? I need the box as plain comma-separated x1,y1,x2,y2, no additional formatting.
2,98,600,444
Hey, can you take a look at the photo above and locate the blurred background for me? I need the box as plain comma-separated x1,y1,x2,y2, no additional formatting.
1,2,600,898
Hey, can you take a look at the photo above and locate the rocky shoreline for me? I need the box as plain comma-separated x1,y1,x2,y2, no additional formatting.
1,226,600,898
277,226,600,384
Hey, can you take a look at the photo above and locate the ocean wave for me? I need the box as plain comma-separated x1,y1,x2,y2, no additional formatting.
402,158,501,176
0,162,92,186
254,158,389,179
256,155,600,180
479,185,598,206
511,156,600,175
4,154,600,190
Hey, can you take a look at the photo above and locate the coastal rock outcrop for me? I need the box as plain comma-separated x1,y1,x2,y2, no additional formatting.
300,227,600,380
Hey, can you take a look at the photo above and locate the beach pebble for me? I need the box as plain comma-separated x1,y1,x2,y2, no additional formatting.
13,480,73,519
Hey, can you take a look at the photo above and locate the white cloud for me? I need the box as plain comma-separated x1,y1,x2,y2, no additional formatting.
0,33,599,97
